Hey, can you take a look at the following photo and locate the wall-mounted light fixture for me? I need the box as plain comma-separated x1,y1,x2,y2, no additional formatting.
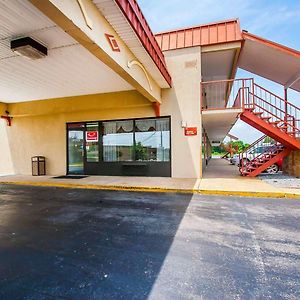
11,37,47,60
181,121,187,128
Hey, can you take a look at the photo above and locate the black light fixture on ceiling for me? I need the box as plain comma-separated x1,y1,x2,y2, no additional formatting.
10,37,47,60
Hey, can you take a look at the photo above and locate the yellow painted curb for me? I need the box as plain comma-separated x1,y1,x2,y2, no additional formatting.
0,181,299,199
197,189,300,199
0,181,193,194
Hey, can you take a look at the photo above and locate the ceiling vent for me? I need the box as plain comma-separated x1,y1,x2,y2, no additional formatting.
11,37,47,60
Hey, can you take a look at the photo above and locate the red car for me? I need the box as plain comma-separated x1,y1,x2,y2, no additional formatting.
266,157,283,174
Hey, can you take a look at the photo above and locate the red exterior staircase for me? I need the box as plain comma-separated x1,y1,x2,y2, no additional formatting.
238,80,300,176
201,78,300,176
240,110,300,150
238,135,291,177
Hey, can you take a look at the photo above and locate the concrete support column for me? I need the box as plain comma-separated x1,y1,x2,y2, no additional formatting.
161,47,202,178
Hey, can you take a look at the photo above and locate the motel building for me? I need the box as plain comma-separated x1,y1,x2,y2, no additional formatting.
0,0,299,179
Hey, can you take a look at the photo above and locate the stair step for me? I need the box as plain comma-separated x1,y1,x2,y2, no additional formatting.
247,166,258,170
240,171,250,175
253,112,263,116
251,162,264,165
261,116,271,120
287,131,298,134
269,121,280,125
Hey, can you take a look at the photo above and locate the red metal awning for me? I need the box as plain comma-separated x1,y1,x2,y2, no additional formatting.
238,31,300,92
155,19,242,51
115,0,172,87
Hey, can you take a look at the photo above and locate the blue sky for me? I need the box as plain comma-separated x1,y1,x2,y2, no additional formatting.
137,0,300,143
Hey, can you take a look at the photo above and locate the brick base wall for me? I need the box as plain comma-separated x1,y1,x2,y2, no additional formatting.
283,150,300,177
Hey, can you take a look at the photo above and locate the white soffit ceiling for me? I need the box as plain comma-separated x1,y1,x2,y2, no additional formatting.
239,38,300,92
202,109,242,144
202,49,236,82
0,0,133,103
93,0,170,88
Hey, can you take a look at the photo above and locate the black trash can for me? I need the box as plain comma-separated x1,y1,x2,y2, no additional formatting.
31,156,46,176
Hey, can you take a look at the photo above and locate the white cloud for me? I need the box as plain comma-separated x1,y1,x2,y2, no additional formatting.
137,0,300,143
138,0,300,47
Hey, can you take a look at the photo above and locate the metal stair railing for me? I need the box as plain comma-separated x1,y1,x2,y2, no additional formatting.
200,78,300,138
250,83,300,138
239,135,284,175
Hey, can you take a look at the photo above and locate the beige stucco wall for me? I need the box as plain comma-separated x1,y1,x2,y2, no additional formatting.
0,47,202,178
2,91,154,176
161,47,202,178
0,102,7,115
0,119,14,175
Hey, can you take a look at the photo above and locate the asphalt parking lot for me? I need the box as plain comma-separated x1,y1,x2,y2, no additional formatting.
0,185,299,299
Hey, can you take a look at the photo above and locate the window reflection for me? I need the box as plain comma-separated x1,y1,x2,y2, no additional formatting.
135,118,170,162
68,130,84,174
71,118,171,164
102,120,134,162
86,122,99,162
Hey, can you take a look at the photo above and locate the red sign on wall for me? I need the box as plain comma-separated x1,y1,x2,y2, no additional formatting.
105,33,121,52
86,131,98,142
184,127,197,136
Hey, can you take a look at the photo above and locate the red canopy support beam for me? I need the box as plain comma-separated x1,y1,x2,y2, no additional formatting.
1,115,12,126
152,102,160,117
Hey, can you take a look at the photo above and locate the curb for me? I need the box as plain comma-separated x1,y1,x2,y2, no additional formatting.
0,181,193,194
0,181,299,199
198,189,299,199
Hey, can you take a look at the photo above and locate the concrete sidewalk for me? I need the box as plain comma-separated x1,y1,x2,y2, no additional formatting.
0,170,299,199
0,174,199,192
200,158,300,197
201,158,300,197
0,158,299,198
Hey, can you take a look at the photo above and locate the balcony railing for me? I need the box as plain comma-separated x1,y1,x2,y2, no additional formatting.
201,78,253,111
201,78,300,138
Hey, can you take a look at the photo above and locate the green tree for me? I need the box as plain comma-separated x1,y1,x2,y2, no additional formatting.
212,146,224,155
263,136,275,144
224,140,250,153
134,142,147,160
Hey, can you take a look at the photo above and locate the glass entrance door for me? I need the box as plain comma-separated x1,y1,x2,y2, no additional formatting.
68,130,84,174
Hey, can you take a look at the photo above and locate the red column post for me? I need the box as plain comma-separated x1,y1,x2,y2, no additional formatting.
284,87,288,132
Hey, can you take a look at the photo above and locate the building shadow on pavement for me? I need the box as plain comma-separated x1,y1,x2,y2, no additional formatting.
0,184,193,299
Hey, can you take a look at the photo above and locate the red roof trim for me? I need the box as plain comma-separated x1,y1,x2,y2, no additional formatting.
242,31,300,58
155,19,243,51
155,18,241,35
114,0,172,87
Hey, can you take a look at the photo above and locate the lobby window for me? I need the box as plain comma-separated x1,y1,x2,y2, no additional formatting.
134,118,170,162
86,122,99,162
102,120,134,161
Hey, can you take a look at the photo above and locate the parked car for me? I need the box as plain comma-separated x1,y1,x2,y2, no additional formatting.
230,155,240,166
230,146,283,174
